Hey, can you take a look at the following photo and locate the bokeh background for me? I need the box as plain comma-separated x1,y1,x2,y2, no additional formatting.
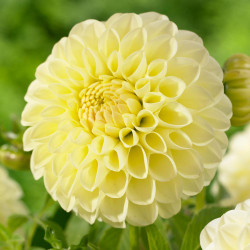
0,0,249,247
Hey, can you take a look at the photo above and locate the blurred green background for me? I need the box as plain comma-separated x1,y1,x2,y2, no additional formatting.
0,1,249,247
0,0,250,128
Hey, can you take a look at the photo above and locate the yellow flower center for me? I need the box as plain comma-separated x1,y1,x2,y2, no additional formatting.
78,79,141,136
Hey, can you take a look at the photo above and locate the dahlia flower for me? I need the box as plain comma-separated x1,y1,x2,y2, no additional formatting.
0,167,27,225
22,12,232,227
200,199,250,250
219,125,250,204
223,53,250,126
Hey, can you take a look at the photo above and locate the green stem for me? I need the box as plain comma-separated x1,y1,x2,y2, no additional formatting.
24,195,54,250
24,221,37,250
129,226,140,250
196,187,206,212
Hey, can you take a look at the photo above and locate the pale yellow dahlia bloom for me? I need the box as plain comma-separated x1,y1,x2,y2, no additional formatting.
223,54,250,126
219,125,250,204
0,167,27,225
22,12,232,227
200,199,250,250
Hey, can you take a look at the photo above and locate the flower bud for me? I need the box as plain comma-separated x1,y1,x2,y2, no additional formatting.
0,144,30,170
223,54,250,126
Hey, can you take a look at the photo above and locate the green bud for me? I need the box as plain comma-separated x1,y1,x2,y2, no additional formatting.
0,144,30,170
223,54,250,126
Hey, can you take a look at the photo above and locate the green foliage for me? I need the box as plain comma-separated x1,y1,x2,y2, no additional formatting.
43,220,67,248
168,210,192,250
181,205,233,250
145,223,171,250
65,215,90,245
99,228,125,250
44,227,64,249
7,214,29,232
0,1,249,249
0,223,24,250
69,235,98,250
129,226,140,250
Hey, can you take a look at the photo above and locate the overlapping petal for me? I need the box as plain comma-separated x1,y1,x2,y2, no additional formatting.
219,125,250,203
22,12,232,227
200,199,250,250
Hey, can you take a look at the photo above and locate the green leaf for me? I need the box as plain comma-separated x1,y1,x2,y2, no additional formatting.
7,214,29,232
119,227,129,250
88,221,109,244
0,224,24,250
168,209,192,249
69,235,88,250
146,222,171,250
44,226,68,249
0,224,11,242
69,235,99,250
99,228,125,250
65,214,90,245
43,220,67,248
128,226,139,250
181,205,233,250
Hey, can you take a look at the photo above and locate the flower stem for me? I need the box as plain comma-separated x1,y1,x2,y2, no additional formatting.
129,226,140,250
24,195,54,250
196,187,206,212
25,221,37,250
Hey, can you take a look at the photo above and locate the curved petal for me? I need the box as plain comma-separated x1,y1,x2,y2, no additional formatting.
126,176,155,205
149,153,177,181
100,170,128,198
127,201,158,226
127,145,148,179
158,102,192,128
100,194,128,223
155,178,182,203
157,199,181,219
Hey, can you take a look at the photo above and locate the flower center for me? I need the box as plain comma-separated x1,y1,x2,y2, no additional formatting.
78,79,141,136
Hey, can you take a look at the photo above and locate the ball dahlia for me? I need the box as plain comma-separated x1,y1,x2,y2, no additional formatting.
200,199,250,250
219,125,250,204
22,12,232,227
0,167,27,225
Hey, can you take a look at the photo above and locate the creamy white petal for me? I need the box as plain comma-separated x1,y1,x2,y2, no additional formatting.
156,76,186,101
126,176,155,205
120,28,147,58
126,201,158,226
167,57,200,87
100,170,128,198
149,153,177,182
200,200,250,250
145,35,177,62
157,199,181,219
219,125,250,203
140,132,167,153
146,59,168,78
127,145,148,179
80,159,108,192
158,102,193,128
100,195,128,223
22,12,231,228
155,178,182,203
